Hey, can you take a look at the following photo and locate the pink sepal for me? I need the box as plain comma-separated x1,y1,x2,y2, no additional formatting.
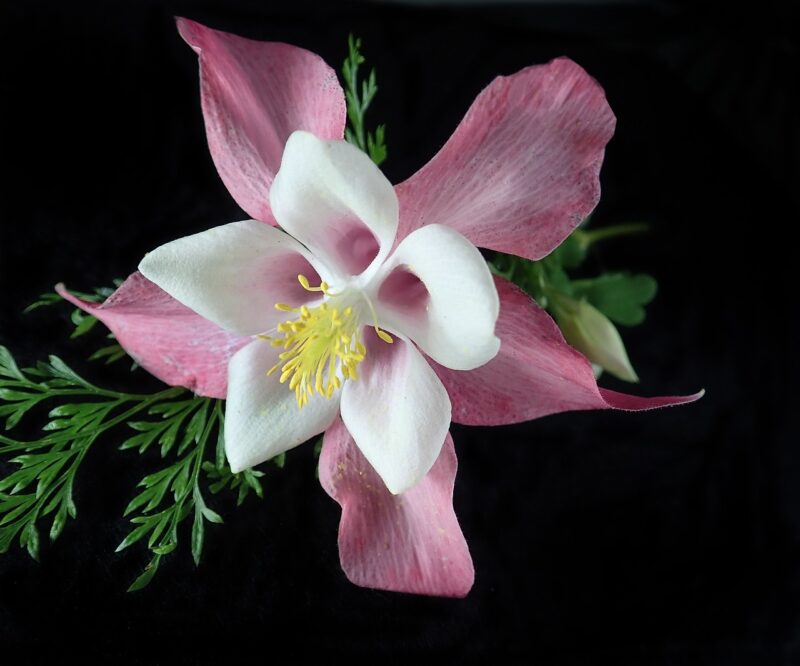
395,57,616,259
434,277,704,425
57,273,247,398
319,419,474,597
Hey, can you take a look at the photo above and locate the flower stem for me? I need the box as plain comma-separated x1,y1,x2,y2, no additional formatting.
573,223,649,247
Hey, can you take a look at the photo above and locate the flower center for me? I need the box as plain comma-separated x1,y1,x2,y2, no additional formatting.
264,275,393,408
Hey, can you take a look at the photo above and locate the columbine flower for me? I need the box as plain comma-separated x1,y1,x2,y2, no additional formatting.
60,18,702,597
137,129,501,496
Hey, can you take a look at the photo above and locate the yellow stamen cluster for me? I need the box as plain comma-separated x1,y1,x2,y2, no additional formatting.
264,275,394,408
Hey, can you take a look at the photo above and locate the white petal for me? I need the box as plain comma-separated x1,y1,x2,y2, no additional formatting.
270,131,398,280
339,331,451,495
225,340,340,472
374,224,500,371
139,220,325,336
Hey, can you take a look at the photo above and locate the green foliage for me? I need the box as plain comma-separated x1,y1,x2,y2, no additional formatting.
0,345,184,559
24,283,117,314
2,284,287,591
312,435,323,479
571,273,658,327
89,344,128,365
548,233,589,270
204,463,265,507
0,341,278,590
342,34,387,165
26,281,130,367
491,222,658,382
118,399,225,590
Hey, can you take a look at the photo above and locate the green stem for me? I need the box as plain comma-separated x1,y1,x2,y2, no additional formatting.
1,383,183,402
574,223,649,246
189,403,215,491
0,387,185,450
156,401,217,550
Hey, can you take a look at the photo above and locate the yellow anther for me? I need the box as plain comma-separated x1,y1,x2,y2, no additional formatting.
267,293,368,409
298,274,330,294
263,277,396,408
376,328,394,344
357,292,394,345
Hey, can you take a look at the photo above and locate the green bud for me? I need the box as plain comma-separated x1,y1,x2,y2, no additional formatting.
552,294,639,383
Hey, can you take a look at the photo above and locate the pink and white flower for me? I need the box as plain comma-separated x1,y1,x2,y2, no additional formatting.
59,18,702,598
137,129,500,496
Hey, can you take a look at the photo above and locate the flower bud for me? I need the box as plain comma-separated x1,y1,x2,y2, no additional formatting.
552,294,639,383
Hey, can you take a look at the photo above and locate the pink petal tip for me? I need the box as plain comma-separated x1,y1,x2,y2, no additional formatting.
57,273,247,398
319,419,474,597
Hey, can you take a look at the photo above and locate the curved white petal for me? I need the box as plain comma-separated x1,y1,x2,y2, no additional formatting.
225,339,340,472
139,220,326,336
339,331,451,495
270,131,398,280
374,224,500,371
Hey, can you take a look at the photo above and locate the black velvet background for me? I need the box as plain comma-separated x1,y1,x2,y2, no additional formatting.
1,1,797,663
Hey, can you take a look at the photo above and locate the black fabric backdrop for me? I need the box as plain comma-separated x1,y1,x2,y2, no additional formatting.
1,1,797,663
